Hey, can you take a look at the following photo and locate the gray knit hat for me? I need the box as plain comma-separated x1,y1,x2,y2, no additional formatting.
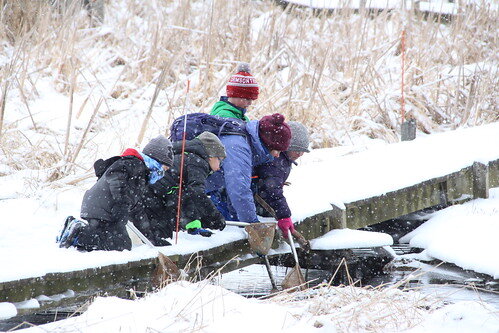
287,121,310,152
143,135,174,167
196,132,226,159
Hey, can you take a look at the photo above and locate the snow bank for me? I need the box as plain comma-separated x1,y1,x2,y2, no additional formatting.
0,303,16,320
311,228,393,250
17,281,499,333
400,188,499,278
287,122,499,221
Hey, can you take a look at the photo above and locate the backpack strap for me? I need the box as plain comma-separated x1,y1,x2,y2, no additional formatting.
218,117,247,137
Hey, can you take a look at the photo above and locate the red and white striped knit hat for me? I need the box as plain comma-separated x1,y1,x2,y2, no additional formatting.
226,62,259,100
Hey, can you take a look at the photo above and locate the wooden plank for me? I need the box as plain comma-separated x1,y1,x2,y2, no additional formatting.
1,158,497,310
297,158,499,233
0,257,157,303
0,239,257,304
473,162,489,199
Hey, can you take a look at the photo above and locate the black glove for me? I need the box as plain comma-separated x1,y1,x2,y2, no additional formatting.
203,210,226,231
207,217,225,231
187,228,213,237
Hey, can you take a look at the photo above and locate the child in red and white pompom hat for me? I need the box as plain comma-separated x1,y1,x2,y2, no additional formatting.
210,62,259,121
226,62,259,100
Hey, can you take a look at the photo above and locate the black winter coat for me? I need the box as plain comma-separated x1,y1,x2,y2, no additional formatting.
131,139,225,244
77,149,149,251
81,149,149,224
253,152,295,220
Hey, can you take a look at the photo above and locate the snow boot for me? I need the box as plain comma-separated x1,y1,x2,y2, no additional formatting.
57,216,88,248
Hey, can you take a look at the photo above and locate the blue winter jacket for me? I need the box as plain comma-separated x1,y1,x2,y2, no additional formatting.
205,120,274,222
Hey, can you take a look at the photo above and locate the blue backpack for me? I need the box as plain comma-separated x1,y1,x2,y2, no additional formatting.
169,113,247,141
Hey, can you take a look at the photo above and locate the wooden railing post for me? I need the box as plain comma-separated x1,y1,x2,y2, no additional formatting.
472,161,489,199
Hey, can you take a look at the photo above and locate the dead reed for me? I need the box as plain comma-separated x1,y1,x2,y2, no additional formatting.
0,0,497,182
267,267,446,332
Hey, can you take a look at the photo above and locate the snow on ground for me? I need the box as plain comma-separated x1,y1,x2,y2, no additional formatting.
0,303,16,321
12,280,499,333
286,121,499,217
0,126,498,331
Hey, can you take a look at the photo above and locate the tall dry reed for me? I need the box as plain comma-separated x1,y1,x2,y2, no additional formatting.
0,0,497,182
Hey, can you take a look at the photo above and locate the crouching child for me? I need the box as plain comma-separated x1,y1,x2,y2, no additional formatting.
130,131,226,244
57,135,174,251
253,121,310,236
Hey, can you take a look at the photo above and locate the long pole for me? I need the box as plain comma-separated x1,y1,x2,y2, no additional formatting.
401,29,406,123
263,255,278,292
175,80,190,244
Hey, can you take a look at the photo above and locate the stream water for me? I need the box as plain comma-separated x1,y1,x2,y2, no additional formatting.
216,258,499,309
2,251,497,331
216,212,498,308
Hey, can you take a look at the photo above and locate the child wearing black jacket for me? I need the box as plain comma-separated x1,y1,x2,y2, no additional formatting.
57,136,174,251
130,131,227,245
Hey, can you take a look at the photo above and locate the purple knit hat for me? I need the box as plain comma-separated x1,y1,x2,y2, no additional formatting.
258,113,291,151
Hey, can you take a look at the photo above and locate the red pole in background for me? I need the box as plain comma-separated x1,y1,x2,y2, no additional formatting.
175,80,190,244
401,29,406,124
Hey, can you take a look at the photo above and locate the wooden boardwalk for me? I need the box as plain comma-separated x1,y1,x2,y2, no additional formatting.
1,157,497,315
296,160,498,241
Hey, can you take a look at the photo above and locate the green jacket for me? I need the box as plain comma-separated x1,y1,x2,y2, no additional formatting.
210,99,249,122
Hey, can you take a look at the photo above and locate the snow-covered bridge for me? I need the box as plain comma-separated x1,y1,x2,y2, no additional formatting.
1,123,498,310
284,122,499,239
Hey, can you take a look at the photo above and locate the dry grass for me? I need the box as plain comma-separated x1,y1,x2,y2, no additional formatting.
264,263,447,332
268,280,444,331
0,0,497,183
136,258,450,332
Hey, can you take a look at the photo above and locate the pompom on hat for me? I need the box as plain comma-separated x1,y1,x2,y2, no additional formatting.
226,62,259,100
258,113,291,152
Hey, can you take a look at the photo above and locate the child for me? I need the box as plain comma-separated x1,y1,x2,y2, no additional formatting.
57,135,174,251
130,131,227,244
253,121,310,235
210,62,258,121
206,113,291,223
